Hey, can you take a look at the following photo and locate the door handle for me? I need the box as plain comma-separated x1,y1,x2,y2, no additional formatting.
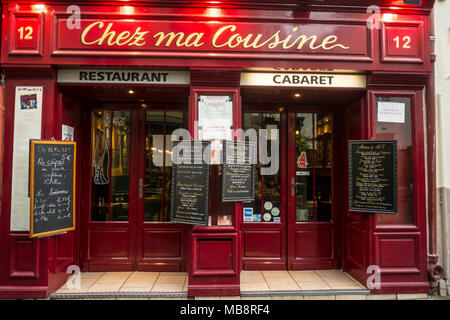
290,178,302,197
138,179,150,199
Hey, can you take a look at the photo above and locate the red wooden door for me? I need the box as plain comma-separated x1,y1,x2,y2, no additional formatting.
84,108,137,271
82,106,188,271
134,108,188,271
287,109,341,270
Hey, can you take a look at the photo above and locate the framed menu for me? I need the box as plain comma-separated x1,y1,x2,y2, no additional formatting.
221,141,256,202
198,95,233,141
170,141,210,226
29,140,76,238
349,140,398,214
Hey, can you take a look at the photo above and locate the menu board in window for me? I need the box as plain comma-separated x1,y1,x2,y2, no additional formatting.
29,140,76,238
170,141,210,226
222,141,256,202
349,140,398,214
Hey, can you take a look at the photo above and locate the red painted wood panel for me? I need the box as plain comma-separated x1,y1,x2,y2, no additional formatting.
243,230,281,258
191,233,238,276
295,230,333,258
89,228,130,258
142,230,182,258
198,240,234,271
9,236,39,278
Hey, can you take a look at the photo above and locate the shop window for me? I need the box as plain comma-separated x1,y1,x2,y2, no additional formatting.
243,113,281,223
295,113,333,223
375,97,414,225
91,110,130,221
145,111,184,222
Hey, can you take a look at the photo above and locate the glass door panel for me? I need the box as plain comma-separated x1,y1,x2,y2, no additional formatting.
91,110,131,222
295,113,332,223
243,112,281,223
144,111,184,222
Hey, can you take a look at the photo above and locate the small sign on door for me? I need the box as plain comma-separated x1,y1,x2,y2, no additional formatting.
377,102,405,123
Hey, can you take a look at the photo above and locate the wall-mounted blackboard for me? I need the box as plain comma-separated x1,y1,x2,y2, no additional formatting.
349,140,397,214
222,141,256,202
29,140,76,238
170,141,210,226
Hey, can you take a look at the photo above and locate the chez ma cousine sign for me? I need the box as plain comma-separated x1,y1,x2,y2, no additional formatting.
73,21,353,52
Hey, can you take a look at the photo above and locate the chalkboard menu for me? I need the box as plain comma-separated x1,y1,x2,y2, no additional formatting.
29,140,76,238
349,140,398,214
222,141,256,202
170,141,210,226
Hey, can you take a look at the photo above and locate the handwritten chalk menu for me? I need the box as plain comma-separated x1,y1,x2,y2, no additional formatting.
29,140,76,237
222,141,256,202
170,141,210,226
349,140,398,214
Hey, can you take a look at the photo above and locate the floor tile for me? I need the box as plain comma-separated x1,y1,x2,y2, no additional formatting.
87,283,123,292
119,287,153,292
122,272,158,288
241,282,270,291
261,270,291,277
151,282,184,292
241,271,265,283
327,284,364,290
159,272,187,276
297,281,332,290
289,271,323,282
156,274,186,284
265,277,300,291
95,272,132,284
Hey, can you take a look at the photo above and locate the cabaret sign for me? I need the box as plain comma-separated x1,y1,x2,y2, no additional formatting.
240,72,366,88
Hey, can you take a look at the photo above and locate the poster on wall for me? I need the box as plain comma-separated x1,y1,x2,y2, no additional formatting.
349,140,398,214
198,95,233,141
10,87,43,231
62,124,75,141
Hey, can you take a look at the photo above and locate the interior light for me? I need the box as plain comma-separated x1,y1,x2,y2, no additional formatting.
128,89,134,94
206,7,222,17
294,93,301,98
121,6,135,14
33,4,46,12
382,13,398,22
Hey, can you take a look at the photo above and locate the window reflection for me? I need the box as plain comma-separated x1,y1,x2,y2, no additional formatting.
376,97,414,225
145,111,184,222
295,113,332,223
243,113,281,223
91,110,130,222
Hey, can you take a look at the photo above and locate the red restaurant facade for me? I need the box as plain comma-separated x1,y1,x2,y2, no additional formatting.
0,0,440,298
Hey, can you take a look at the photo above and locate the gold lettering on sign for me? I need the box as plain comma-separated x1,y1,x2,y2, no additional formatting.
212,24,349,50
81,22,148,47
79,22,350,51
153,31,205,47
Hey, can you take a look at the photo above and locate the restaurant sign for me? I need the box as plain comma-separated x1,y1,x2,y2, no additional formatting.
57,69,190,84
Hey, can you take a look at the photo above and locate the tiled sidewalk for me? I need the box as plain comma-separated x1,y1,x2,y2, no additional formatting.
52,269,375,299
241,270,365,291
